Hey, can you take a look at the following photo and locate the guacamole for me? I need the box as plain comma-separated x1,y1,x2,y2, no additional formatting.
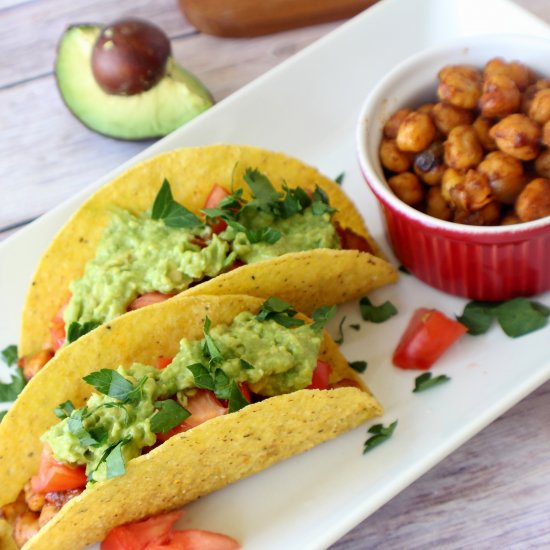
63,175,341,329
43,311,322,482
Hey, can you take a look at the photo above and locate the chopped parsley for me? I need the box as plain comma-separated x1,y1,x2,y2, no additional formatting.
256,297,305,328
359,297,398,323
0,344,25,406
334,172,345,185
310,305,337,332
334,316,346,344
1,345,18,366
363,420,397,453
150,400,190,434
349,360,367,373
82,369,146,403
413,372,451,393
349,323,361,331
66,320,101,344
151,179,205,229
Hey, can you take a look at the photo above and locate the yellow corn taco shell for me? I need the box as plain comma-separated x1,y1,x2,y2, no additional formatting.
1,294,382,550
19,144,397,359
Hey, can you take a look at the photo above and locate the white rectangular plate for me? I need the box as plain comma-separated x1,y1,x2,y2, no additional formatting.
1,0,550,548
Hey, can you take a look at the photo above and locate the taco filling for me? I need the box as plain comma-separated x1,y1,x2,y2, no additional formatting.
20,169,371,380
2,298,350,547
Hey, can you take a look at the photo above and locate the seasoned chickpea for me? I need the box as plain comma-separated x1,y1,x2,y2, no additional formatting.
543,120,550,148
528,88,550,125
14,511,40,548
379,138,413,173
515,177,550,221
501,211,521,225
449,169,493,212
444,125,484,170
489,114,541,160
441,168,466,203
396,111,436,152
478,151,525,204
413,142,445,185
521,79,550,114
23,481,45,512
472,116,497,151
479,74,520,118
535,149,550,178
432,102,474,135
437,65,482,109
425,187,453,221
417,102,436,115
454,201,501,225
383,108,412,139
387,172,424,206
484,57,534,91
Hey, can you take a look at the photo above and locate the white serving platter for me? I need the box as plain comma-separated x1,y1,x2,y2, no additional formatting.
1,0,549,548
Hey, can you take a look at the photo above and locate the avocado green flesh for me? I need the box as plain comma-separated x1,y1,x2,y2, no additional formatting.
43,311,322,482
55,25,213,140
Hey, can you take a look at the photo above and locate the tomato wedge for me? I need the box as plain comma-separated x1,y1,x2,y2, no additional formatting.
204,184,230,234
155,356,173,370
31,446,87,494
336,225,373,254
127,292,174,311
393,308,467,370
307,360,332,390
148,529,241,550
21,349,54,381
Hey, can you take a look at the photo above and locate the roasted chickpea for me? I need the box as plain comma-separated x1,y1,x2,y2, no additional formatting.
413,142,445,185
472,116,497,151
417,102,436,115
521,79,550,114
453,201,501,225
379,139,413,173
444,125,484,170
387,172,424,206
501,211,521,225
449,169,493,212
396,111,436,153
14,511,40,548
528,88,550,125
432,102,474,135
23,481,45,512
535,149,550,178
489,114,541,161
383,108,412,139
478,151,525,204
515,177,550,221
441,168,466,203
543,120,550,148
479,74,520,118
484,57,534,91
425,187,453,221
437,65,482,109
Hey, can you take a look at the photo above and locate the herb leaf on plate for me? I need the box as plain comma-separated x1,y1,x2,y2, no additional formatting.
363,420,397,453
359,297,398,323
413,372,450,393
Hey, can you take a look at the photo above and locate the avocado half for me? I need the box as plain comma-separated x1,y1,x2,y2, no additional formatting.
55,25,214,140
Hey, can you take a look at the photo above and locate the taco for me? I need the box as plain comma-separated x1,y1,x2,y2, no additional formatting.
18,144,397,379
0,294,382,549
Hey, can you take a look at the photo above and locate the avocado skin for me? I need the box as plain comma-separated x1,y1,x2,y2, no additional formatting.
55,25,214,141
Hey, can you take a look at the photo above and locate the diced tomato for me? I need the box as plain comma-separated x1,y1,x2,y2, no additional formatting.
336,224,373,254
127,292,174,311
147,529,241,550
155,390,228,442
101,511,182,550
155,357,173,370
49,295,70,352
393,308,467,370
238,383,251,402
224,260,245,273
204,185,230,234
21,349,54,381
307,360,332,390
31,446,87,494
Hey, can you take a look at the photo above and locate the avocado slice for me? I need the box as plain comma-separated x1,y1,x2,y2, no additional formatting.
55,25,214,140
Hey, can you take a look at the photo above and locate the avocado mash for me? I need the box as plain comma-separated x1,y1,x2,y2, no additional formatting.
43,310,322,482
63,172,341,330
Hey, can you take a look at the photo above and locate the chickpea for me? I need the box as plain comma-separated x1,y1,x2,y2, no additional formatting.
413,142,445,185
449,169,493,212
432,102,474,135
535,149,550,178
441,168,466,203
437,65,482,109
396,111,436,152
417,102,436,115
478,151,525,204
387,172,424,206
489,114,541,161
543,120,550,148
528,88,550,125
521,79,550,114
444,125,484,170
479,74,520,118
501,211,521,225
383,108,412,139
515,177,550,221
14,511,40,548
379,138,413,173
473,116,497,151
425,187,453,221
454,201,501,225
23,481,45,512
484,57,534,91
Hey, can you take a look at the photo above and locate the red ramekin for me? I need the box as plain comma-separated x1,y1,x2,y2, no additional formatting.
357,34,550,301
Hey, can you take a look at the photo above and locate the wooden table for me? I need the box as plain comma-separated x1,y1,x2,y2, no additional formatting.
1,0,549,548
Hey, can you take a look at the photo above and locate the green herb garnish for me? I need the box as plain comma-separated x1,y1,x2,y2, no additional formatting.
335,173,345,185
54,400,75,420
188,363,215,391
1,345,18,366
310,305,337,332
0,345,25,404
349,324,361,331
349,360,367,373
363,420,397,454
256,297,305,328
103,436,132,479
359,297,398,323
334,316,347,344
151,179,205,229
66,320,100,344
240,359,254,370
310,185,337,216
83,370,145,403
413,372,451,393
202,317,224,365
150,400,190,434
